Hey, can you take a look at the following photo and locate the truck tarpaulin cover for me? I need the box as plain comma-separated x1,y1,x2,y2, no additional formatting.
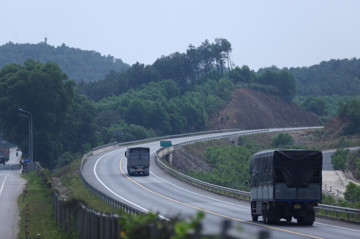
274,150,322,188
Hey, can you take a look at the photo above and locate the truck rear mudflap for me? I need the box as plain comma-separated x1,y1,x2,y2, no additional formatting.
251,200,317,225
127,166,150,176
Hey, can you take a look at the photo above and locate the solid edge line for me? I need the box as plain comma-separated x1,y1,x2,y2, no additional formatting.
93,149,150,213
119,157,323,239
0,174,10,197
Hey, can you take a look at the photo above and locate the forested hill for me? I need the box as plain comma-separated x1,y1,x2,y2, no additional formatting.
286,58,360,96
0,42,129,82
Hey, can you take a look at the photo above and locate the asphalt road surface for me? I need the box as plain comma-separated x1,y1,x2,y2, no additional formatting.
0,148,26,239
83,128,360,239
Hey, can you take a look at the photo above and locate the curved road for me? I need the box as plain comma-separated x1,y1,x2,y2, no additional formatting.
83,129,360,239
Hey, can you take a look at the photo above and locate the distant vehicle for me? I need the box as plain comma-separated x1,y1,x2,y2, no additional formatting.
250,149,322,225
125,147,150,176
0,151,5,165
0,147,10,165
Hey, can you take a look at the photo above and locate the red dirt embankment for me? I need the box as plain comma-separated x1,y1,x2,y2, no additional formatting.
209,88,321,130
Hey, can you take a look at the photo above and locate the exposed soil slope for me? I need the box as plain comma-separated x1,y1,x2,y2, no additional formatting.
209,88,321,130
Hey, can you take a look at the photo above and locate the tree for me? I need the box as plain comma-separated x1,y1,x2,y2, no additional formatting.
331,148,349,170
272,133,294,147
338,98,360,134
301,96,327,116
0,42,129,83
0,59,96,168
126,62,161,88
344,182,360,203
229,65,255,84
153,53,192,92
213,38,232,74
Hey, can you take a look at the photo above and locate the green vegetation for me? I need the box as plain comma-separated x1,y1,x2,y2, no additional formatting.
21,162,241,239
18,172,70,239
188,145,253,191
286,58,360,96
53,158,116,211
271,133,294,147
299,96,327,116
331,149,350,170
0,59,97,168
321,182,360,210
0,40,291,168
331,148,360,180
0,38,341,169
338,98,360,135
344,182,360,208
0,42,129,82
321,147,360,209
347,149,360,178
94,78,232,140
187,135,273,191
2,38,359,237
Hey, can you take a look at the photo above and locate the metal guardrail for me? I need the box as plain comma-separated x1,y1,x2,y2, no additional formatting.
0,164,21,170
315,204,360,222
155,129,272,201
155,130,360,224
81,127,359,224
80,129,268,214
156,157,251,201
80,154,144,215
53,193,120,239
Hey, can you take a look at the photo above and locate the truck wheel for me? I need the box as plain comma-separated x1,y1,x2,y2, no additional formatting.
286,217,292,222
268,204,280,224
297,216,313,225
306,220,314,226
262,204,268,224
252,215,258,222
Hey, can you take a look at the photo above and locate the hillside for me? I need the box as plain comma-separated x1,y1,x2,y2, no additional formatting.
286,58,360,96
0,42,129,82
209,88,321,130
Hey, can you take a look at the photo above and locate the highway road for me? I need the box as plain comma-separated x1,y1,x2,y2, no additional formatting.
82,128,360,239
0,148,26,239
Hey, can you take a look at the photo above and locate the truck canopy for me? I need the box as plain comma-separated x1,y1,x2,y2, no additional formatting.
274,150,322,188
126,147,150,166
251,150,322,188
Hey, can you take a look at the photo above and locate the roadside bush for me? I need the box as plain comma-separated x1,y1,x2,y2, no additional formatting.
344,182,360,208
331,148,350,170
347,149,360,179
272,133,294,147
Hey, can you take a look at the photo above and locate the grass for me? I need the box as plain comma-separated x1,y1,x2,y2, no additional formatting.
17,172,69,239
17,158,119,239
52,158,118,212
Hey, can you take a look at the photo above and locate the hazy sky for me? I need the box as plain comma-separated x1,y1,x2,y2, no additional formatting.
1,0,359,70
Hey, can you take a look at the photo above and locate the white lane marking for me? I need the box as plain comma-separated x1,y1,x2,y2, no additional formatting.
93,149,169,220
93,145,357,234
150,170,249,209
314,222,360,233
153,168,360,231
0,174,10,198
